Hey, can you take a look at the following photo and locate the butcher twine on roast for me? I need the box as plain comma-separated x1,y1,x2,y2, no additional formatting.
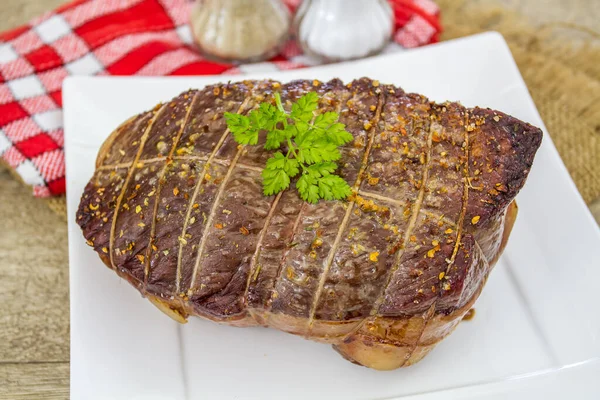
77,78,542,370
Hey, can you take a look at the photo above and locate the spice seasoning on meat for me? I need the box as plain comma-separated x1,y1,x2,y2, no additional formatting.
76,78,543,371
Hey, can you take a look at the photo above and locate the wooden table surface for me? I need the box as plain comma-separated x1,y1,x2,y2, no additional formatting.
0,0,597,399
0,2,71,398
0,165,69,399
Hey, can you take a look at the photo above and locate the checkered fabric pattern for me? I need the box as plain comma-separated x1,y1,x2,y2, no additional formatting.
0,0,441,197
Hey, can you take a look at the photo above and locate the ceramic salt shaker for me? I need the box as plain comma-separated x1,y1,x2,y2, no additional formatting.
190,0,291,64
295,0,394,62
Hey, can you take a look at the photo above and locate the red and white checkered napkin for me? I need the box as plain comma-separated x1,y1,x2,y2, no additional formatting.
0,0,441,197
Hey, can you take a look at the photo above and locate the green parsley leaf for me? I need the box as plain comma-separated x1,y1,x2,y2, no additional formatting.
318,174,352,200
291,92,318,122
224,112,250,133
265,151,287,169
257,102,284,131
224,112,257,145
297,140,341,164
306,161,338,177
225,90,354,203
264,129,287,150
283,157,300,177
262,153,291,196
296,174,320,203
262,169,290,196
325,122,354,146
313,112,338,130
276,153,300,177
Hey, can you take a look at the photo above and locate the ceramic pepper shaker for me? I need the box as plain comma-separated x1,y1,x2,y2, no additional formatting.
190,0,291,64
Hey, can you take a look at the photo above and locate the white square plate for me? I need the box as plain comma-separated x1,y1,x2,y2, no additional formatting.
64,33,600,400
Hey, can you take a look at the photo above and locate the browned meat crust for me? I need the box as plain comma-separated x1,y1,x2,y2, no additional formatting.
77,78,542,369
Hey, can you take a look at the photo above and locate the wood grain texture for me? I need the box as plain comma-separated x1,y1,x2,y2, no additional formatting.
0,165,69,363
0,363,69,400
0,161,69,400
0,0,597,399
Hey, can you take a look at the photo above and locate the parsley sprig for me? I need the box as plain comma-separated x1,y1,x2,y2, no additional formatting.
224,92,353,203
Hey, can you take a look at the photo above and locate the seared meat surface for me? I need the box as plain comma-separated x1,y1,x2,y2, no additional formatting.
77,78,542,370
